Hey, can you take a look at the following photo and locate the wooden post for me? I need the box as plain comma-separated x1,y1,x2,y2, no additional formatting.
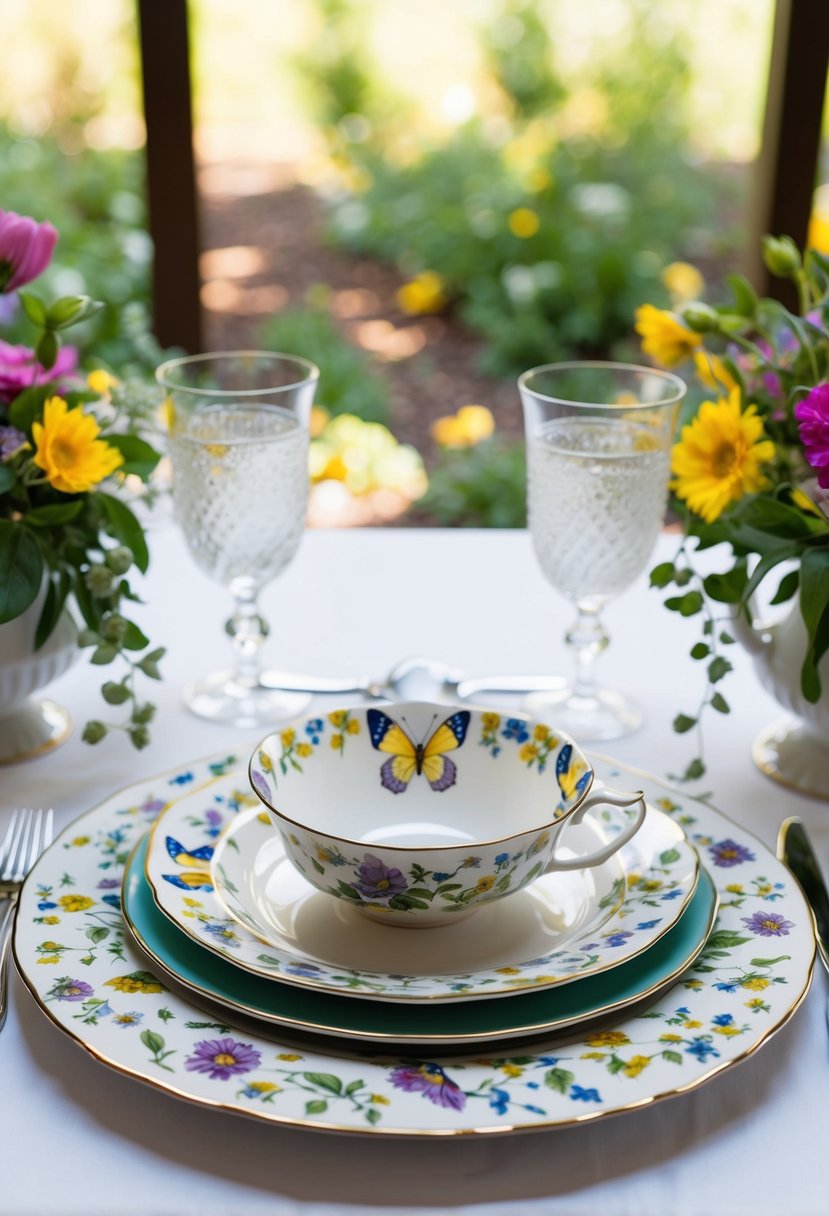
747,0,829,296
137,0,203,352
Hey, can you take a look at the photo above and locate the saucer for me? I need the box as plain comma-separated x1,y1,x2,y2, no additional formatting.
125,833,717,1046
144,781,699,1002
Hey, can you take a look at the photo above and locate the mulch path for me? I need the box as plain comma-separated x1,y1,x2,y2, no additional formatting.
199,170,522,471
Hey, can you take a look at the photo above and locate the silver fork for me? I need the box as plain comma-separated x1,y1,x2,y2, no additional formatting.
0,808,54,1031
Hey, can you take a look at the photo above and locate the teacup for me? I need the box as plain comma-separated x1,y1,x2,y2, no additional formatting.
249,701,645,927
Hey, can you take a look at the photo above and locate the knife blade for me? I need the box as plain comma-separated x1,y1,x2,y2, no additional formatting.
777,817,829,973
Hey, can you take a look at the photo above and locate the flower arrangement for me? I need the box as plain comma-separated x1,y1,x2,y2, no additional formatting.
0,209,163,748
635,237,829,779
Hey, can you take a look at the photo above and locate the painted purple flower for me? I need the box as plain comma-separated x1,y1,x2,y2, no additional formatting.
97,878,121,889
0,209,57,293
51,978,94,1002
185,1037,261,1080
139,796,167,816
708,838,756,868
355,853,407,901
0,339,78,404
795,383,829,488
741,910,794,937
389,1063,466,1110
250,770,271,802
0,424,26,459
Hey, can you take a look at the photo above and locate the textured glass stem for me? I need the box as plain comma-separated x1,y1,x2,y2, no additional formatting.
226,577,269,689
565,600,609,704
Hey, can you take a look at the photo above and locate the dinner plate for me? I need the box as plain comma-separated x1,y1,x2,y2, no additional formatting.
145,786,699,1002
13,751,815,1137
123,832,717,1046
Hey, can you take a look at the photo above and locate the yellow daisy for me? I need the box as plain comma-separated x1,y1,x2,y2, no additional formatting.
634,304,702,367
671,388,775,523
32,396,123,494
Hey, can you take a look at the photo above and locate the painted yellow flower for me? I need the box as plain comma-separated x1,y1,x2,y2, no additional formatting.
481,712,501,731
745,998,767,1010
39,940,61,951
328,710,347,728
296,742,313,758
371,1094,390,1105
623,1054,651,1078
533,723,550,742
475,874,497,893
397,270,446,315
41,915,60,925
58,894,94,913
346,717,360,734
682,1019,703,1029
247,1081,280,1094
661,261,705,302
500,1063,524,1077
258,750,274,774
508,207,541,238
741,977,770,991
280,728,295,748
37,955,61,965
520,742,539,763
713,1022,743,1037
580,1051,607,1060
494,966,520,975
671,389,775,523
635,304,702,367
659,1033,683,1043
725,883,744,894
330,733,344,750
105,974,164,994
693,350,737,393
584,1030,630,1048
32,396,123,494
277,1052,302,1061
70,836,91,847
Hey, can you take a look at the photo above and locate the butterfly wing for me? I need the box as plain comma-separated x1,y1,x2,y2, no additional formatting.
555,744,590,802
367,708,418,794
163,835,215,890
421,711,470,791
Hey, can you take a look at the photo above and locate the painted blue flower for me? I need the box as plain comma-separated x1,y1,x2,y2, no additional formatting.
37,899,57,911
305,718,324,744
525,1104,546,1115
603,930,634,947
432,872,451,883
202,922,241,947
661,889,684,900
502,719,529,743
169,772,194,786
570,1085,601,1103
112,1011,144,1029
686,1037,719,1062
527,1081,540,1090
489,1087,510,1115
535,1056,559,1067
712,1013,735,1027
495,852,510,866
285,962,324,978
714,980,739,993
101,894,121,910
635,919,661,930
96,1001,114,1018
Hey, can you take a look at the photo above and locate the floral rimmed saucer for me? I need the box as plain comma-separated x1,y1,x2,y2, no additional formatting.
124,832,717,1046
12,750,814,1137
144,788,698,1003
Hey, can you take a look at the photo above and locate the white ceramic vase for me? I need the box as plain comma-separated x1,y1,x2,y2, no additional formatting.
0,590,78,764
733,595,829,800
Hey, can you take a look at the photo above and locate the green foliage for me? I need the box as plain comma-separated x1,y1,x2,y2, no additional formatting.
414,439,526,528
259,303,391,423
322,1,732,376
0,130,150,367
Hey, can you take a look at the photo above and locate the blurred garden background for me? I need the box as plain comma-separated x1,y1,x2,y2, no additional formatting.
2,0,827,526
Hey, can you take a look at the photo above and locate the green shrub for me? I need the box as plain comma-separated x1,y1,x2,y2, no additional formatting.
413,440,526,528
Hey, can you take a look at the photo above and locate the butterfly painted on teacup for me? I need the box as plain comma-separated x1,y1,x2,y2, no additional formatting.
556,743,591,804
367,708,470,794
161,836,214,891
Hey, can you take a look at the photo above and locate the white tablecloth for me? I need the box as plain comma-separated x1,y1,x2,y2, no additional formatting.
1,527,826,1216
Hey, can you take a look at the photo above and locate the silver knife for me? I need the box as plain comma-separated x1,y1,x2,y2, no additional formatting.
777,817,829,986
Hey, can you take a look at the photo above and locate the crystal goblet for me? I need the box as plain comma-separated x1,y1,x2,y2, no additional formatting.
157,351,319,728
519,360,685,740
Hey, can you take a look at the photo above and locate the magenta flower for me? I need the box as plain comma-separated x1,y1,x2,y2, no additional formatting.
795,383,829,488
0,339,78,404
0,209,57,293
389,1063,466,1110
185,1037,261,1080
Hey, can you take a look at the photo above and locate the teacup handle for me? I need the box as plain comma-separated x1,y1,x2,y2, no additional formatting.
545,787,646,872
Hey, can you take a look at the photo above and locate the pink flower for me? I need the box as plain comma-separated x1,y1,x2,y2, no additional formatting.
0,340,78,404
795,383,829,488
0,209,57,293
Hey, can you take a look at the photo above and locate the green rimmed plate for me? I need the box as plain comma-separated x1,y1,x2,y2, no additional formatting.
124,834,717,1046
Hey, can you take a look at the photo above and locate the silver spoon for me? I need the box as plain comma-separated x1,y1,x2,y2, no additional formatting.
261,655,566,703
